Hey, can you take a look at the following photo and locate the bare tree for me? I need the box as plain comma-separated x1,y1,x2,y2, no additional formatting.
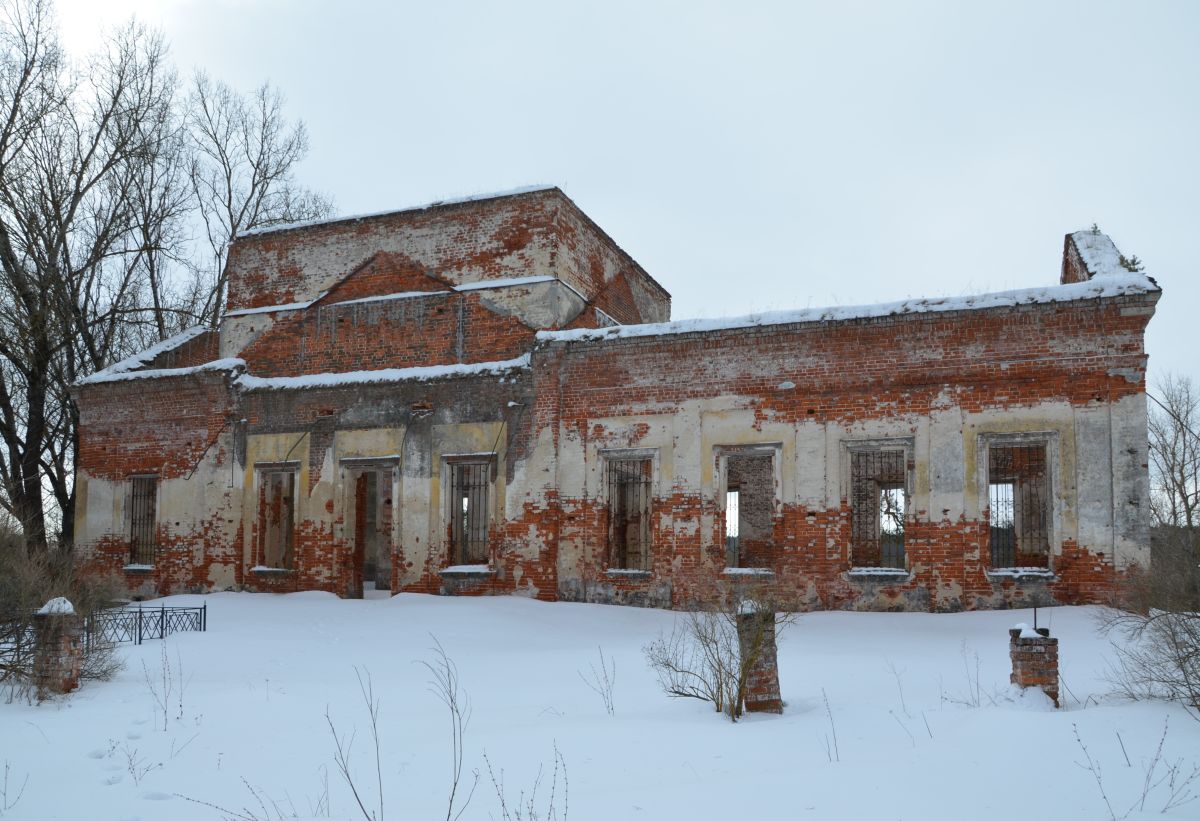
1100,374,1200,717
0,2,186,552
0,0,331,553
1149,375,1200,534
187,72,332,326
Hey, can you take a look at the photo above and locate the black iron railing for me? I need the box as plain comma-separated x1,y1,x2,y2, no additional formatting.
85,603,207,649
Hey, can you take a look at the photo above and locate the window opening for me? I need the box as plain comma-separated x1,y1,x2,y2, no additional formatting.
988,444,1049,568
608,458,652,570
450,461,491,565
851,448,907,568
725,489,740,567
259,470,296,569
723,451,775,568
879,485,906,569
129,477,157,565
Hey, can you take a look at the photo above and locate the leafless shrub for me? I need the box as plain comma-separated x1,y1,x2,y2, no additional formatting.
1073,723,1122,821
938,641,1002,709
887,660,910,717
484,744,567,821
1073,718,1200,820
1100,528,1200,719
142,643,174,731
419,636,478,821
643,586,794,722
325,668,384,821
577,646,615,716
0,544,122,701
122,743,161,787
177,776,313,821
820,688,840,762
0,759,28,816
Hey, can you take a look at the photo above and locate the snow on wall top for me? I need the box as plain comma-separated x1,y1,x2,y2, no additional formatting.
236,354,531,391
1069,229,1127,277
453,275,557,292
329,290,451,307
536,272,1158,345
78,357,245,386
37,596,75,615
224,296,326,317
79,325,210,383
235,185,558,239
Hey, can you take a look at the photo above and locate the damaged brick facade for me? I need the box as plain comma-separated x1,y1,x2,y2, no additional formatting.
73,189,1158,612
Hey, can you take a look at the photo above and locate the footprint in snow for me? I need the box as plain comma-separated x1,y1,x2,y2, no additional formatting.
126,731,142,740
86,748,107,759
104,774,123,786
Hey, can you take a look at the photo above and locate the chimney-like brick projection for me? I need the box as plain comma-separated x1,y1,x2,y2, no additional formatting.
1009,627,1059,707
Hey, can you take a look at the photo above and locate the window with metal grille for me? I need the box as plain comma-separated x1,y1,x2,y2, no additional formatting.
258,470,296,569
725,489,740,567
449,460,492,565
129,477,158,565
850,449,908,568
607,458,652,570
988,444,1049,568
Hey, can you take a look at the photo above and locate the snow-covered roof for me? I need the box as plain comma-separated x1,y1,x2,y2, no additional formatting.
235,185,558,239
80,326,210,383
236,354,531,391
537,272,1158,345
79,358,245,386
1069,229,1127,277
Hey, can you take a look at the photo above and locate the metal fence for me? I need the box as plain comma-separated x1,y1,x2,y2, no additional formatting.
85,603,207,649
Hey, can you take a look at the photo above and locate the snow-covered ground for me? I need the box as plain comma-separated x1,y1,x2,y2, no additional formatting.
1,593,1197,820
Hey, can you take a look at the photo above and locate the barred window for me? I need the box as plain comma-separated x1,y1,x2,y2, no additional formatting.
129,476,158,566
607,458,652,570
988,444,1050,568
449,460,492,565
722,450,775,568
258,469,296,569
850,448,908,569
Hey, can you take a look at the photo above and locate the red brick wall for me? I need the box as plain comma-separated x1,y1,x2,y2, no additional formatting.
76,372,234,482
238,292,534,377
531,293,1155,611
145,330,220,370
75,371,239,595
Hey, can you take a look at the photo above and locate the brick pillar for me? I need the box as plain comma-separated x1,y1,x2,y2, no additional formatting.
737,609,782,713
1008,626,1059,707
33,598,84,700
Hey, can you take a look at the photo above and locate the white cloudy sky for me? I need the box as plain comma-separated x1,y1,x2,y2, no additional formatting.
58,0,1198,388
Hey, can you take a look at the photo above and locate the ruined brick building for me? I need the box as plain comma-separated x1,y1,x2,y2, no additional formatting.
73,187,1159,611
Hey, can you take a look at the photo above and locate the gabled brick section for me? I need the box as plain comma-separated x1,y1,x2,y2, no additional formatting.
238,290,536,377
224,187,670,324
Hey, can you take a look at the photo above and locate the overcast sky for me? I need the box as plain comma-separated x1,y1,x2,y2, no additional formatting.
58,0,1199,389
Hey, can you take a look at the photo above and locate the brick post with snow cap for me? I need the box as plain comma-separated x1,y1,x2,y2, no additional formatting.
736,599,783,714
1009,623,1059,707
33,597,84,699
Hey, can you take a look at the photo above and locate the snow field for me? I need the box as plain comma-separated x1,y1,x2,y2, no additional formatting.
1,593,1196,820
